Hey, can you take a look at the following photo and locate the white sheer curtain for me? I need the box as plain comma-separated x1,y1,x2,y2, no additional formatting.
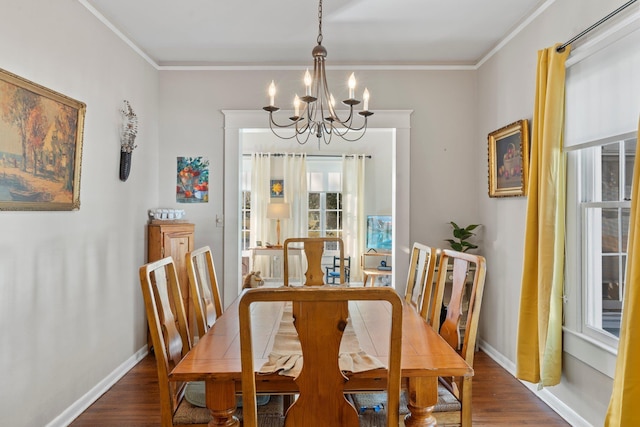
283,153,308,239
282,154,308,283
342,154,366,281
250,153,271,275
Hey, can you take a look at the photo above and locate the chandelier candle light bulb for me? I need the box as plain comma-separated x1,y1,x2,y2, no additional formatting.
269,81,276,107
363,88,370,111
304,70,312,97
348,73,356,99
294,95,300,117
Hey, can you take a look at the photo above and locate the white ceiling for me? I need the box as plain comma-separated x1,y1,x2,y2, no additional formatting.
82,0,549,68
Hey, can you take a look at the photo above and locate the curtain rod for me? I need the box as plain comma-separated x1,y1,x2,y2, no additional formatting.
557,0,638,52
243,153,372,159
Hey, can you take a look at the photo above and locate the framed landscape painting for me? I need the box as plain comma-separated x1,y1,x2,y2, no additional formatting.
0,68,86,211
488,119,530,198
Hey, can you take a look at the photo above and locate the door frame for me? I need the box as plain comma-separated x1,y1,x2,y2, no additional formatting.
222,110,412,306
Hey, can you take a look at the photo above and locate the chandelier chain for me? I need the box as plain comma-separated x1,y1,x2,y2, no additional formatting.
317,0,323,45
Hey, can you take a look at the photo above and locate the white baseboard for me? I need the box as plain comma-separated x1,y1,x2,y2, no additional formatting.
478,339,592,427
46,346,149,427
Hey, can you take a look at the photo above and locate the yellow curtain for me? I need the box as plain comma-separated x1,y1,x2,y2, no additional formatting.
516,44,570,387
605,119,640,426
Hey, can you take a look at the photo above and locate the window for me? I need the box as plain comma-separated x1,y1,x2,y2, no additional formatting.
241,159,251,252
241,190,251,251
576,137,635,345
307,159,343,246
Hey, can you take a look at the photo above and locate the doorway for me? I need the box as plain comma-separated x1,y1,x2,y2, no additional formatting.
222,110,412,307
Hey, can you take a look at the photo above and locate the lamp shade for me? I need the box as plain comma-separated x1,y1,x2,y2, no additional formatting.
267,202,290,219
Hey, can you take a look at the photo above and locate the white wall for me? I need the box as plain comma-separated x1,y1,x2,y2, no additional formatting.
158,69,477,303
0,1,159,426
476,1,636,425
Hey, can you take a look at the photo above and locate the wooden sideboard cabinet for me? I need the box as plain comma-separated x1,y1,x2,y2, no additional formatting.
147,222,195,337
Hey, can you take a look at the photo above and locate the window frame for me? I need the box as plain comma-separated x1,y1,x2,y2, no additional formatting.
564,131,636,377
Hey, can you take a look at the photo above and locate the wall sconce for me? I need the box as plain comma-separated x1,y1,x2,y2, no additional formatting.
266,202,290,248
119,100,138,182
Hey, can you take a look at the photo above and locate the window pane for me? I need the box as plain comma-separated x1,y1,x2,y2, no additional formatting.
308,230,321,238
327,172,341,192
308,212,320,230
308,193,320,209
602,255,620,284
326,211,337,230
601,208,619,253
243,212,251,229
325,230,337,237
622,208,630,250
308,172,323,192
326,193,338,209
624,139,636,200
602,254,622,337
601,143,619,201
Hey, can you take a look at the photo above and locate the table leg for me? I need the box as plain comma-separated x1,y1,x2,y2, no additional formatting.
404,376,438,427
363,273,369,287
206,379,239,427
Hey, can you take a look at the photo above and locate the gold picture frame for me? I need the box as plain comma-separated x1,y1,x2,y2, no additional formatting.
488,119,529,198
0,67,86,210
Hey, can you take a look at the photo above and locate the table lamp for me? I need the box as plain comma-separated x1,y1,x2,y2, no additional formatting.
266,202,290,248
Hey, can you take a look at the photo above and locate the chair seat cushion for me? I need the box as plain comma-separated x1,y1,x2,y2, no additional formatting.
350,383,461,416
175,393,284,425
173,397,212,425
185,381,271,408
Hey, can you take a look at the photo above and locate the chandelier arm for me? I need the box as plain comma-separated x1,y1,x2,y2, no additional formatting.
295,128,314,145
329,119,370,142
322,127,334,145
268,123,303,140
333,116,368,133
331,106,356,128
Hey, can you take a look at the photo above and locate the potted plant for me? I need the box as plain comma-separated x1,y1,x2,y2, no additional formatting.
445,222,479,252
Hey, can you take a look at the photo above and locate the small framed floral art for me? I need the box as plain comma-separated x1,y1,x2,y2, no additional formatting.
488,119,530,198
177,156,209,203
270,179,284,198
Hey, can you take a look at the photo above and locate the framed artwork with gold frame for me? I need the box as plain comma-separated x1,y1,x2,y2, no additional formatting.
0,67,86,211
488,119,529,198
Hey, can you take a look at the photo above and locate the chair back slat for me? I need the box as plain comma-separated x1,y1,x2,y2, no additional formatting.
186,246,223,339
404,243,438,315
283,237,345,286
239,286,403,427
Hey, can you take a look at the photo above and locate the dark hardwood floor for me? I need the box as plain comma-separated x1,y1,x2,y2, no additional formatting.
70,350,568,426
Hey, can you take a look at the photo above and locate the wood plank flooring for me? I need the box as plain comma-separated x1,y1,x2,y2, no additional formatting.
70,350,569,426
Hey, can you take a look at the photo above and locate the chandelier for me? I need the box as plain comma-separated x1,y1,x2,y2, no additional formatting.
263,0,373,145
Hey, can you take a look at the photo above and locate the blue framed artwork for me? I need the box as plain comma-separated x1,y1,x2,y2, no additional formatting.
366,215,392,251
270,179,284,198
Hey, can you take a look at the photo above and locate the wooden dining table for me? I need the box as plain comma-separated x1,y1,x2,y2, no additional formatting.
169,289,473,427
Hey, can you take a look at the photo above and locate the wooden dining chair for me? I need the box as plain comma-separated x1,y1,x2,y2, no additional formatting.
139,257,211,427
404,242,438,314
282,237,346,286
141,257,284,426
429,249,487,427
239,286,403,427
186,246,223,339
354,249,486,427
